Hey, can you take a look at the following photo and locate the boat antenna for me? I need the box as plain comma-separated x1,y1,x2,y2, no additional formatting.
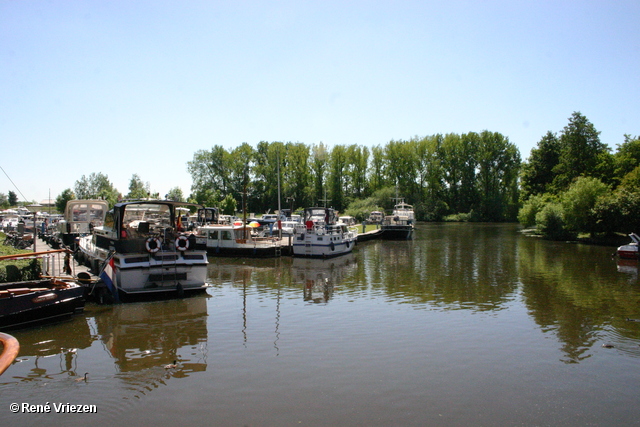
319,188,331,208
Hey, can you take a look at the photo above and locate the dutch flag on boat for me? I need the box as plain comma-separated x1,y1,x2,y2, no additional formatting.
99,254,120,302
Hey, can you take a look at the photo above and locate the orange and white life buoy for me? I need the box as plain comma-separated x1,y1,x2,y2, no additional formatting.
175,235,189,251
146,237,161,253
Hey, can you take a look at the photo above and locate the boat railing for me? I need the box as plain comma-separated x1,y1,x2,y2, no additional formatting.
0,249,77,280
0,332,20,376
382,216,412,226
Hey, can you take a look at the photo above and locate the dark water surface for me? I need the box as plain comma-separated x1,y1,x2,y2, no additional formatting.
2,223,640,426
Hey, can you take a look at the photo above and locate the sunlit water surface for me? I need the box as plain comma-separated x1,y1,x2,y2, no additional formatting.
1,223,640,426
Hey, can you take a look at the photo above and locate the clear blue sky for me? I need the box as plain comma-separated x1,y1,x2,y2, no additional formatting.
1,1,638,204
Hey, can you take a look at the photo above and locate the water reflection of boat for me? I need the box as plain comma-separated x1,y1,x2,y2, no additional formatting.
617,258,638,281
93,295,209,373
292,253,357,303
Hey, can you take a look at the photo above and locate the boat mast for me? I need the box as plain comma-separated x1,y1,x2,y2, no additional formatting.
277,148,282,238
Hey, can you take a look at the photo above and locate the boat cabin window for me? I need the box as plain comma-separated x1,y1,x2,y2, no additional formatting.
72,207,88,222
104,210,115,230
208,230,218,240
221,230,233,240
123,204,171,230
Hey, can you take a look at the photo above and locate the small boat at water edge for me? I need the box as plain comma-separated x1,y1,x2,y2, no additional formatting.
380,201,415,240
617,233,640,259
0,278,85,330
77,200,209,303
292,207,357,258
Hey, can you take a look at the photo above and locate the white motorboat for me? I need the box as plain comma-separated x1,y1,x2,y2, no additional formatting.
77,200,208,302
617,233,639,259
381,200,415,240
195,222,283,257
292,207,357,258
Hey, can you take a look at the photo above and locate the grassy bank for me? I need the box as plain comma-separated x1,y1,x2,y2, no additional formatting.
0,232,41,283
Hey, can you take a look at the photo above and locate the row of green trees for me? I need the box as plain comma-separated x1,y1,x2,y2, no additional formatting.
519,112,640,238
45,111,637,238
54,173,185,213
186,131,521,222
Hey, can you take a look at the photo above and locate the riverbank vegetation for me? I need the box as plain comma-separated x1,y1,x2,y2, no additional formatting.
519,112,640,240
0,232,41,282
11,111,635,241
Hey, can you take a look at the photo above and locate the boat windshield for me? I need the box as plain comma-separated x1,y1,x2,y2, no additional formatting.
123,204,172,230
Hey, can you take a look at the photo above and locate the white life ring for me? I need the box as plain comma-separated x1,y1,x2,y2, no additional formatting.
146,237,161,253
316,226,324,236
175,235,189,251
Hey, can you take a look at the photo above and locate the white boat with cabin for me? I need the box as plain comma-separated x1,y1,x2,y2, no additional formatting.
195,222,283,257
292,207,357,258
77,200,208,302
381,201,415,239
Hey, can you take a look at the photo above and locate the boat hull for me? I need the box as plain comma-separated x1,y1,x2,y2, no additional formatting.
617,245,638,259
0,280,85,330
380,225,414,240
292,234,356,258
206,246,280,257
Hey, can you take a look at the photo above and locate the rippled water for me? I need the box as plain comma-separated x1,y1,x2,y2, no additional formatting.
1,223,640,426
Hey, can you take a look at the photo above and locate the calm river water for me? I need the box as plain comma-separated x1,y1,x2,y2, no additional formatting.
1,223,640,426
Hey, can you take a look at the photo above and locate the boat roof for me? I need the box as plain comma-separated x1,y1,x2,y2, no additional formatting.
113,200,203,210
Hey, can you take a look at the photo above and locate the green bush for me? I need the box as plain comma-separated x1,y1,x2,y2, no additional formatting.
535,203,574,240
518,194,552,227
560,176,609,234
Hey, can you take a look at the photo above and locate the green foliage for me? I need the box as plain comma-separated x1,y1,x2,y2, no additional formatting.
475,131,521,221
620,165,640,190
166,187,184,202
520,131,560,200
74,172,120,207
444,212,473,222
560,177,609,234
55,188,75,213
518,194,552,228
551,112,612,192
0,258,42,283
592,188,640,235
190,188,221,208
8,191,17,206
220,194,237,216
344,197,383,222
535,203,573,240
127,174,149,200
0,236,42,283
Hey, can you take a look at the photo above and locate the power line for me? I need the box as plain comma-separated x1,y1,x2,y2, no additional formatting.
0,164,30,202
